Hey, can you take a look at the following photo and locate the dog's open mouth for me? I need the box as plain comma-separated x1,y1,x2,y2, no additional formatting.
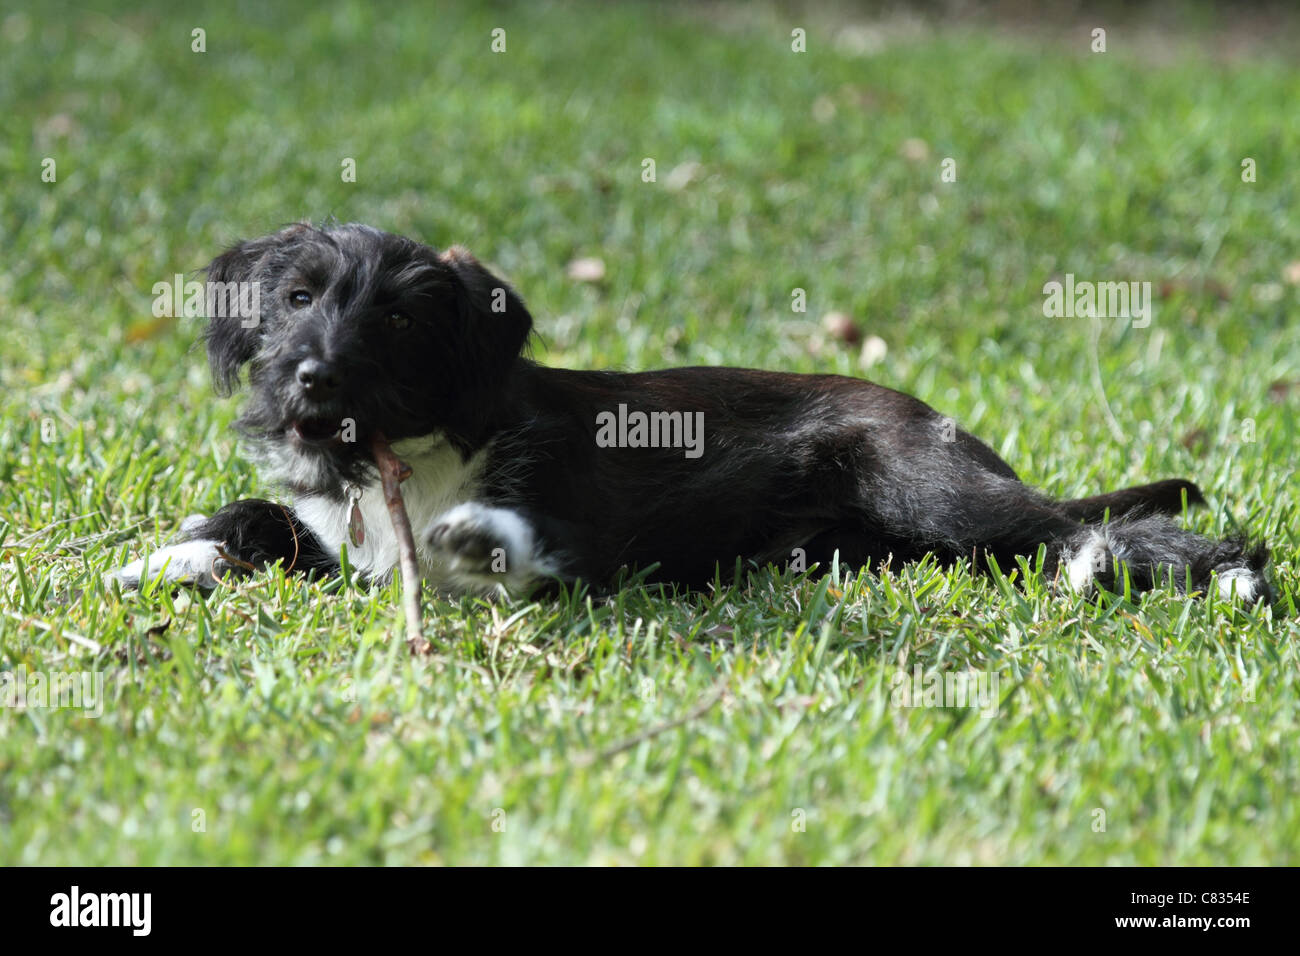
291,418,345,445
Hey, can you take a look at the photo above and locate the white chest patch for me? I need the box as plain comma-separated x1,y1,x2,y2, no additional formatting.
291,434,486,588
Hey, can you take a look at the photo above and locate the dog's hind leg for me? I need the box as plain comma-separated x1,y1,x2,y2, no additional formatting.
858,437,1270,601
113,499,336,590
1051,516,1271,602
855,414,1271,600
934,480,1270,602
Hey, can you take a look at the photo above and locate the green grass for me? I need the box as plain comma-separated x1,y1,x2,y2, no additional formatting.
2,0,1299,864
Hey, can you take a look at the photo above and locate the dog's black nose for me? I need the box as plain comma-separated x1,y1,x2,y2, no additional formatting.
296,358,339,399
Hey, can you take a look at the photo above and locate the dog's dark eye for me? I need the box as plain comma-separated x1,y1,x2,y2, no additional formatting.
387,311,411,330
289,290,312,308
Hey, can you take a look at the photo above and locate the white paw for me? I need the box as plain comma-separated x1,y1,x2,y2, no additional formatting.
1216,568,1264,603
423,503,546,594
113,539,226,591
1063,530,1110,591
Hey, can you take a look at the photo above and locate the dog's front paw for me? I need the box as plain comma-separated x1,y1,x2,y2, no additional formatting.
423,503,540,591
426,503,512,575
112,538,227,592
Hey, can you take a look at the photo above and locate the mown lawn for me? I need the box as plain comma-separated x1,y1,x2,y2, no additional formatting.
2,0,1298,864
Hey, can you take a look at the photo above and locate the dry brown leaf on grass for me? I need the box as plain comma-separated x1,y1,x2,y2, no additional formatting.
822,310,861,345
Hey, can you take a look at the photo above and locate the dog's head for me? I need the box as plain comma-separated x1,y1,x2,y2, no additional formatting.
203,222,532,495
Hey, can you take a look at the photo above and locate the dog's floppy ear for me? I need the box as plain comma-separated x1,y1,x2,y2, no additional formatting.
204,223,311,395
440,246,532,383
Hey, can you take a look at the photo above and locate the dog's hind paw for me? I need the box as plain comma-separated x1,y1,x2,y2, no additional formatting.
1214,566,1272,605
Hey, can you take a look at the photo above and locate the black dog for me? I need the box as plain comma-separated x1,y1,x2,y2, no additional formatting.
116,222,1271,603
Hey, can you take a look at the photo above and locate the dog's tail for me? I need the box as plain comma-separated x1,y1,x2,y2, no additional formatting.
1057,478,1205,523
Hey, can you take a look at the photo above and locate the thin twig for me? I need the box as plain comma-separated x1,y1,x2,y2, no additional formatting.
588,684,727,764
517,677,729,778
276,503,301,573
4,610,103,655
4,511,103,548
371,432,425,648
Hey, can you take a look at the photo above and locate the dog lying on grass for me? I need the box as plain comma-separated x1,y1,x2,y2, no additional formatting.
115,222,1272,604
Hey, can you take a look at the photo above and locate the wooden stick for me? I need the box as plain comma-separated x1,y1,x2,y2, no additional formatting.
370,432,425,649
